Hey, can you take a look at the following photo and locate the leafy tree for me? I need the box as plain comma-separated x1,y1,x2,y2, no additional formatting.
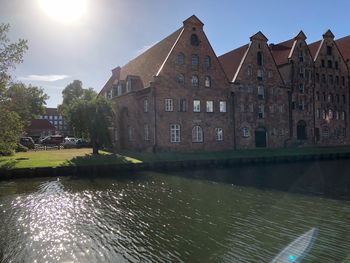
0,108,23,155
4,83,49,127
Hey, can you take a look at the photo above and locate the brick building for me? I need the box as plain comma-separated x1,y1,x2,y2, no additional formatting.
219,32,290,149
100,15,350,152
40,108,72,136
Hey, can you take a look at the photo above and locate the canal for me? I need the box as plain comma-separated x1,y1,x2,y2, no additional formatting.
0,161,349,262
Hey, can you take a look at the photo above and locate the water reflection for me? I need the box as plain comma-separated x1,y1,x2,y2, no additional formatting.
0,171,349,262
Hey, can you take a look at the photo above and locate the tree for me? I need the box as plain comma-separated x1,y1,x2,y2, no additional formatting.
4,83,49,127
0,109,23,155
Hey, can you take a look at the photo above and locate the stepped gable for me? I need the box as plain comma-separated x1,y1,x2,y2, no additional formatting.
218,44,249,81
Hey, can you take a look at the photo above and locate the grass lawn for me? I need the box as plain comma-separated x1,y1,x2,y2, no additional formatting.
0,148,142,169
120,145,350,163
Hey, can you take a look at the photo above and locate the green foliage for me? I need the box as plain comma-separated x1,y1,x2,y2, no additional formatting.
16,143,28,152
3,83,49,127
0,108,23,156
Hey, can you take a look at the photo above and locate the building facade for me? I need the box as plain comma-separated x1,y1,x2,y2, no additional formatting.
40,108,72,136
100,15,350,152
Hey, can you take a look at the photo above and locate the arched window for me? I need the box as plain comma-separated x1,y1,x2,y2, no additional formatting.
178,53,185,65
297,120,307,140
191,75,199,87
191,54,199,66
205,76,211,88
192,126,203,142
204,56,211,68
257,51,263,66
191,34,199,46
328,109,333,119
177,74,185,85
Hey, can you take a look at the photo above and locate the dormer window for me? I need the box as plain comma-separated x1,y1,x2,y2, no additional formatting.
257,51,263,66
126,80,131,92
117,84,122,96
191,34,199,46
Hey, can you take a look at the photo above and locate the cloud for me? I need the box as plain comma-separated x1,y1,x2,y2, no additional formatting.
19,74,70,82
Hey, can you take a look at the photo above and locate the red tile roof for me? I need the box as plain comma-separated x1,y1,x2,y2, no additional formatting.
270,39,294,66
27,119,56,131
308,40,322,60
336,35,350,62
218,44,249,81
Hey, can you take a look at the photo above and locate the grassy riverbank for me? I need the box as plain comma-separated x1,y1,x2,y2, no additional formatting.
121,145,350,162
0,148,141,169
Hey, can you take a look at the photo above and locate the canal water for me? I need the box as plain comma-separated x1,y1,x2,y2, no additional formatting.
0,164,349,262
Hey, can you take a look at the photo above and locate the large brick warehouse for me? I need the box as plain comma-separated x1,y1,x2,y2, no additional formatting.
99,15,350,152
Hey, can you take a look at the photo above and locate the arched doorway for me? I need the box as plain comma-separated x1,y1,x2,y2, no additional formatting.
255,127,267,148
297,120,307,140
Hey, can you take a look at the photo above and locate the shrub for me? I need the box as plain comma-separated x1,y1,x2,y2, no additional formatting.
16,143,28,152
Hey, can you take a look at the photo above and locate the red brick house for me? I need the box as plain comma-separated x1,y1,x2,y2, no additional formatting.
26,119,56,142
219,32,290,149
100,15,233,152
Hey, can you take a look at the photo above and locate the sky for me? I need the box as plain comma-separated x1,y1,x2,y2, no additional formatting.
1,0,350,107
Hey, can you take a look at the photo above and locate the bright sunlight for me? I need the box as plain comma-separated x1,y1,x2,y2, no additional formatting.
38,0,88,24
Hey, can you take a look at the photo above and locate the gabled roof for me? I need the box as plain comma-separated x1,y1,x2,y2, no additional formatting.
270,38,295,66
218,44,249,81
336,35,350,62
101,28,183,94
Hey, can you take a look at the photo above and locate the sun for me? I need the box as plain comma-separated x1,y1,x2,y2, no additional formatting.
38,0,88,24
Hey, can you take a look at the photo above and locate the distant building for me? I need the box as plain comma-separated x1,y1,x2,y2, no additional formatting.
26,119,56,142
40,108,72,136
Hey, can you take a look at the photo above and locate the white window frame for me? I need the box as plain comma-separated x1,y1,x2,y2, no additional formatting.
219,101,227,113
144,124,150,141
193,100,201,112
165,99,174,112
205,76,211,88
215,128,223,141
192,126,203,143
242,127,250,138
170,124,180,143
143,98,148,112
258,105,264,119
206,101,214,112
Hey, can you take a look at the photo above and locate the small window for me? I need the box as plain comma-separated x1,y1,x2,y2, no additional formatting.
179,99,187,112
205,76,211,88
299,67,304,78
279,105,284,113
117,84,122,96
322,74,326,83
328,109,333,119
191,75,199,87
343,95,346,104
322,126,330,137
192,126,203,143
247,66,252,76
316,92,320,101
322,110,326,119
268,70,273,78
165,99,174,112
299,50,304,62
269,105,274,113
204,56,211,68
215,128,223,141
299,84,304,93
242,127,250,138
321,60,325,68
336,94,340,103
316,73,320,83
336,111,339,120
206,101,213,112
126,80,131,92
342,76,345,86
327,60,333,68
143,98,148,112
170,124,181,143
336,76,339,85
193,100,201,112
191,55,199,66
191,34,200,46
144,124,150,141
178,53,185,65
342,111,346,121
257,51,263,66
335,61,339,69
258,105,264,119
316,108,320,119
219,101,227,112
323,92,326,101
327,45,332,56
258,86,264,99
177,74,185,85
257,69,263,81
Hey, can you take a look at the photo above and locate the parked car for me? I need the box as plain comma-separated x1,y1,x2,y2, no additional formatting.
63,137,77,148
40,135,64,146
19,137,35,149
76,138,91,148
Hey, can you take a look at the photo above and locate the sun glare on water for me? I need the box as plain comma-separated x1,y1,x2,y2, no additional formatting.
38,0,88,24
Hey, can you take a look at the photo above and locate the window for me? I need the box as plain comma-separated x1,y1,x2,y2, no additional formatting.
278,105,284,113
257,51,263,66
193,100,200,112
329,75,333,84
219,101,227,112
192,126,203,143
249,104,254,113
204,56,211,68
117,84,122,96
343,95,346,104
242,127,249,138
323,92,326,101
322,110,326,119
316,73,320,83
299,50,304,62
336,94,340,103
165,99,174,112
327,45,332,56
170,124,180,143
342,76,345,86
299,67,304,78
206,101,213,112
114,128,118,141
143,99,148,112
258,85,264,99
322,126,330,137
321,60,325,68
205,76,211,88
215,128,223,141
268,70,273,78
336,111,339,120
144,124,150,141
258,105,264,119
322,74,326,83
191,34,199,46
269,105,274,113
191,54,199,66
327,60,333,68
316,108,320,119
179,99,187,112
298,100,305,111
335,61,338,69
327,94,331,102
336,76,339,85
128,126,134,141
177,74,185,85
191,75,199,87
328,109,333,119
299,84,304,93
342,111,346,121
257,69,263,81
247,66,252,76
178,53,185,65
126,80,131,92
